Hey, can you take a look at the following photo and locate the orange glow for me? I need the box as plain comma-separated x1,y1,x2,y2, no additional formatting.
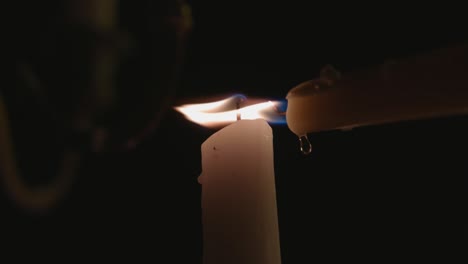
174,95,282,127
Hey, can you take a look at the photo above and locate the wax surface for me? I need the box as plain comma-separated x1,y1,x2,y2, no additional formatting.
286,44,468,135
200,119,281,264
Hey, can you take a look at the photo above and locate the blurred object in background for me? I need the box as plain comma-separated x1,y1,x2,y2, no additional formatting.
1,0,192,212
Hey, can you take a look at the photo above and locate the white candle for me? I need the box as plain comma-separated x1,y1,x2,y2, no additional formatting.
199,119,281,264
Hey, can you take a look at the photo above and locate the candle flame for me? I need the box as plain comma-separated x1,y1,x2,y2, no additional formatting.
174,95,286,127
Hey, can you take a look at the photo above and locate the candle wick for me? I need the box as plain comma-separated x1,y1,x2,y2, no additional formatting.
236,100,242,121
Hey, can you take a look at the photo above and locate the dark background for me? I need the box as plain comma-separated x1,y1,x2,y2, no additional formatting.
2,0,467,262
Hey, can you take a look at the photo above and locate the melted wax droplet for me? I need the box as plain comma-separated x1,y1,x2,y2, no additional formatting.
198,174,203,184
299,134,312,155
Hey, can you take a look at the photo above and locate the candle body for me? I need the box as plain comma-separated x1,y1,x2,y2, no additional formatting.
286,44,468,135
199,119,281,264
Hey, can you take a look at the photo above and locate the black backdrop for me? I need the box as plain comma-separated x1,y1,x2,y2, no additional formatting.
2,1,467,262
